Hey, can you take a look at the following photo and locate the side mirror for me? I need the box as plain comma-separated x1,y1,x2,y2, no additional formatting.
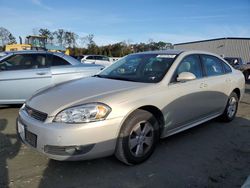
177,72,196,82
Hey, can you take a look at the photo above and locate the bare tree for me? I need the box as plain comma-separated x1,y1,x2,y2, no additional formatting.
84,34,95,47
64,31,78,48
0,27,17,46
38,28,54,44
54,29,65,46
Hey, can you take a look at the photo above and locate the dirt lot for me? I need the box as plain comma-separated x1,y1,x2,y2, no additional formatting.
0,83,250,188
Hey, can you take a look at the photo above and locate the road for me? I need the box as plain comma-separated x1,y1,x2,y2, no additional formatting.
0,83,250,188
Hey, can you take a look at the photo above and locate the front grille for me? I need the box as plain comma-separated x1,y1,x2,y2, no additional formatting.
25,129,37,148
24,105,48,122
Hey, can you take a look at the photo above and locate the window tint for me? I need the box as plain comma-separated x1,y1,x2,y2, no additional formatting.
201,55,224,76
102,56,110,61
99,54,176,83
95,56,102,60
34,54,48,68
96,56,109,61
222,61,232,73
51,55,70,66
86,56,94,60
0,54,47,71
174,55,203,81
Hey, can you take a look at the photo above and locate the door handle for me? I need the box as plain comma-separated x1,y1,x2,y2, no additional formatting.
36,72,47,75
226,78,231,82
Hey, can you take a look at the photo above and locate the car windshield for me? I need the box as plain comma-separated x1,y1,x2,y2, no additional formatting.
97,53,176,83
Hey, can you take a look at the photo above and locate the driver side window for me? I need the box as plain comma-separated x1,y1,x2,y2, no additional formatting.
172,55,203,82
0,54,47,71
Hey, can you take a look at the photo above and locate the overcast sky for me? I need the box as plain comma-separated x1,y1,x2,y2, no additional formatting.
1,0,250,45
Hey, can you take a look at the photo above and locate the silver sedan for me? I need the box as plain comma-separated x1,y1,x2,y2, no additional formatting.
0,51,103,104
17,50,245,165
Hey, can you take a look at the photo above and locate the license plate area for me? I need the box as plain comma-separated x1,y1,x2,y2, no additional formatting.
25,129,37,148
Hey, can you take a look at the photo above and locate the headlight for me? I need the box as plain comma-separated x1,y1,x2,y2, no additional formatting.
54,103,111,123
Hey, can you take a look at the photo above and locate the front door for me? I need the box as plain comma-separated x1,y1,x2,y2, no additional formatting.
162,54,208,133
0,53,52,104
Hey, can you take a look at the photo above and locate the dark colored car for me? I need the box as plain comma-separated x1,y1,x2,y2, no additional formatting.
224,57,250,81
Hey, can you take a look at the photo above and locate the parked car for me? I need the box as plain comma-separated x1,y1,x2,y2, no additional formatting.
80,55,112,67
17,50,245,165
224,57,250,81
0,52,8,57
0,51,104,104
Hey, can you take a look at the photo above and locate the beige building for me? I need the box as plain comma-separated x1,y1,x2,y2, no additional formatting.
174,37,250,63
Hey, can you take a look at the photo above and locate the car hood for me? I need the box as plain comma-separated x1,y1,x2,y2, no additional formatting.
26,77,148,116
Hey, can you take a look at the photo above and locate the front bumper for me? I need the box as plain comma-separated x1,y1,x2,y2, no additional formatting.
16,108,123,161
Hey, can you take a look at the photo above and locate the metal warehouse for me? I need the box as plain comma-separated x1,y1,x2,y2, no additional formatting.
174,37,250,63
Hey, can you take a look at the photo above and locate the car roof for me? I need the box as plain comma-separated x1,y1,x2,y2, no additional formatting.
82,55,108,57
134,49,225,58
4,50,65,57
135,49,184,55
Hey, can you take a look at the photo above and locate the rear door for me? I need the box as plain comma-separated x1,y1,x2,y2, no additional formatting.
0,53,52,103
49,54,92,84
85,55,96,64
95,56,111,66
48,54,74,84
200,54,232,114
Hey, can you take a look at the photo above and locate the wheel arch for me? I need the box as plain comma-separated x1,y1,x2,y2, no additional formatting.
243,69,250,79
138,105,165,133
117,105,165,138
232,88,241,100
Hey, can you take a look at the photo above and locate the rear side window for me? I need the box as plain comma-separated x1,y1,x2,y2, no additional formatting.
50,55,70,66
222,61,232,73
86,56,94,60
201,55,224,76
96,56,109,61
103,56,110,61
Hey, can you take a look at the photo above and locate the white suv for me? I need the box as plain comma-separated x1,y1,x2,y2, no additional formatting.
81,55,112,67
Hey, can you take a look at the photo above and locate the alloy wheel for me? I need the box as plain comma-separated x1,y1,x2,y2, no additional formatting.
128,121,154,157
227,96,237,118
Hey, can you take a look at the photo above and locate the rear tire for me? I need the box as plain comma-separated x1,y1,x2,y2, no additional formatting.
115,109,159,165
220,92,239,122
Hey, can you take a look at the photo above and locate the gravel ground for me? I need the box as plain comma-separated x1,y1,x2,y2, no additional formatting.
0,82,250,188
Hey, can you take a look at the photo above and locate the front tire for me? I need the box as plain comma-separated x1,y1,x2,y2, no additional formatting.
115,109,159,165
220,92,239,122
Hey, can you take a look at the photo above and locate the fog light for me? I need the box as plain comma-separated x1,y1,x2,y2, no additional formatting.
44,144,95,156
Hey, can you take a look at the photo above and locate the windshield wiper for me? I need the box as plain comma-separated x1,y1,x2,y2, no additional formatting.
92,74,104,78
103,76,137,82
93,75,137,82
